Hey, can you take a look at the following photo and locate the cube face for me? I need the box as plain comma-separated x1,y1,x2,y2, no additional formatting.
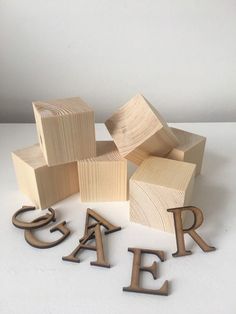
167,128,206,175
35,163,79,208
125,127,180,165
12,144,79,209
12,154,40,205
78,141,127,202
130,181,186,233
33,97,96,166
184,141,206,175
105,94,179,165
129,157,196,233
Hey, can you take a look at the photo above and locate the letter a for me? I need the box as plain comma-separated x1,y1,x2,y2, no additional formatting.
62,223,110,268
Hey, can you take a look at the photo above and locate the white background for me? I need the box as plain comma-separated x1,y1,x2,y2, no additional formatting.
1,0,236,123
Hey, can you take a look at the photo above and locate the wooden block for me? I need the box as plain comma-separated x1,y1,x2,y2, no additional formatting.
105,94,179,165
33,97,96,166
12,144,79,209
78,141,127,202
167,127,206,175
129,156,196,233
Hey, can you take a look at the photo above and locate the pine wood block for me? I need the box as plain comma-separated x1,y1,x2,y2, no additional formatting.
12,144,79,209
167,127,206,175
78,141,127,202
129,156,196,233
33,97,96,166
105,94,179,165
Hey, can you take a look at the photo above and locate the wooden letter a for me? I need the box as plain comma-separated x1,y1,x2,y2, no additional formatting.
80,208,121,242
62,223,110,268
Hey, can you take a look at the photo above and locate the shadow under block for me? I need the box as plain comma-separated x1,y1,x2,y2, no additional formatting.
33,97,96,166
12,144,79,209
167,127,206,175
78,141,127,202
129,156,196,233
105,94,179,165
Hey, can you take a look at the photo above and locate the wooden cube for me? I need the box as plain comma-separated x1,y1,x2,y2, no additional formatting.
129,156,196,233
105,94,179,165
12,144,79,209
167,127,206,175
33,97,96,166
78,141,127,202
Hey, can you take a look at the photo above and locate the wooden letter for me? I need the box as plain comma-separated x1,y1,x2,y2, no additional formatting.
12,206,55,229
130,156,196,233
167,206,216,257
105,94,179,165
80,208,121,242
24,218,70,249
167,127,206,175
12,144,79,209
62,224,110,268
78,141,127,202
123,248,168,296
33,97,96,166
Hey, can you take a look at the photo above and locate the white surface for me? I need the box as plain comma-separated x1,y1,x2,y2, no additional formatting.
0,122,235,314
1,1,236,123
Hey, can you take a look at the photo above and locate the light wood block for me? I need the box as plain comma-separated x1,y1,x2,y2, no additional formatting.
167,127,206,175
105,94,179,165
12,144,79,209
129,156,196,233
78,141,127,202
33,97,96,166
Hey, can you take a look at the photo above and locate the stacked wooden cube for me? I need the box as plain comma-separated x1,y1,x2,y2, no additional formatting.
12,94,206,233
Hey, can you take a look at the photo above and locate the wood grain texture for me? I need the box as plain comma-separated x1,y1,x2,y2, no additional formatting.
167,127,206,175
33,97,96,166
105,94,179,165
129,156,196,233
78,141,127,202
12,144,79,209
